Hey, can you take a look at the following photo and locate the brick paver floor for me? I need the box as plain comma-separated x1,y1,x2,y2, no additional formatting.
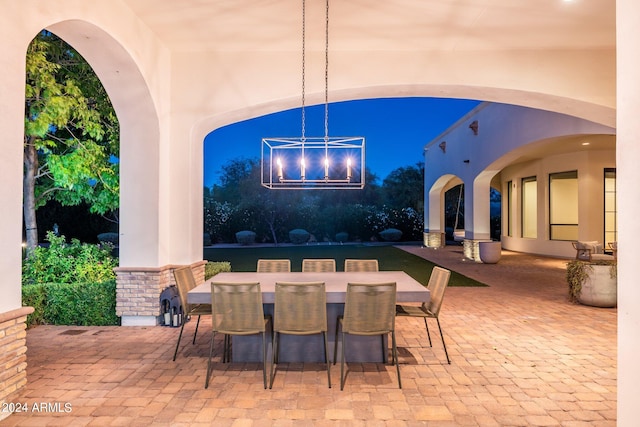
3,246,616,426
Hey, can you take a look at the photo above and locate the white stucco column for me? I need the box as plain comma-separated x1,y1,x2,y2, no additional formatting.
471,173,493,240
617,0,640,424
0,19,35,409
0,23,26,315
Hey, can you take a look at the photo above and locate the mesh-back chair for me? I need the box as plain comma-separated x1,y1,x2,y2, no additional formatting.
257,259,291,273
302,259,336,272
333,282,400,390
396,266,452,364
205,282,272,389
344,259,379,272
270,281,330,388
172,266,212,361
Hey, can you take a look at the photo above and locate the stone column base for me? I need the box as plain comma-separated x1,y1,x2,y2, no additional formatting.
0,306,34,420
114,261,207,326
462,239,494,262
423,231,446,248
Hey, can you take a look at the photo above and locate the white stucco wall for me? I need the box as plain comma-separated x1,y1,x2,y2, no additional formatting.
423,103,615,252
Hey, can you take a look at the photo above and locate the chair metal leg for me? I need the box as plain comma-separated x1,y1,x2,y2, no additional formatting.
392,331,401,389
269,331,279,389
322,331,331,388
340,332,347,390
333,316,342,365
435,317,451,364
423,317,433,347
192,315,201,344
262,331,268,389
172,321,186,361
205,331,216,389
380,335,386,363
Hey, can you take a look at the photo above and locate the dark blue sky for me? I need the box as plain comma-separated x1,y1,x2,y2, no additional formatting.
203,97,481,188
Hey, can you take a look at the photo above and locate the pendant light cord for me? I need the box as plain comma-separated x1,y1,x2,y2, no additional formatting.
324,0,329,143
301,0,306,143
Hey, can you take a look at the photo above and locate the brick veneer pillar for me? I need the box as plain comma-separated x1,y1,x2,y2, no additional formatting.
114,261,206,326
423,231,446,248
0,306,34,418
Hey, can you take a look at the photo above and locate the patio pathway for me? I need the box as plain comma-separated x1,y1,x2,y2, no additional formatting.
3,246,616,426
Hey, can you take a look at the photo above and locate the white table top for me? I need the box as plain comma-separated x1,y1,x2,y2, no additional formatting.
188,271,429,304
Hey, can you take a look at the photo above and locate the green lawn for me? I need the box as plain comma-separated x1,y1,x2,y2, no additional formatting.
203,244,487,287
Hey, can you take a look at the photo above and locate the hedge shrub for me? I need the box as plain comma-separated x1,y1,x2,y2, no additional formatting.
97,232,119,245
22,280,119,328
289,229,310,244
22,284,46,327
205,261,232,280
235,230,256,245
22,232,117,285
335,232,349,243
379,228,403,242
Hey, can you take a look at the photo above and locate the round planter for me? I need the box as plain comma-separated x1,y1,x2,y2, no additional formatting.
479,241,502,264
579,264,617,308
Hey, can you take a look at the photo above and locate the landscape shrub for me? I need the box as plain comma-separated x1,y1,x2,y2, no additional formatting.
235,230,256,245
379,228,403,242
335,232,349,243
22,284,46,327
21,231,119,327
22,232,117,285
22,280,119,328
97,232,119,245
205,261,232,280
289,228,310,244
204,201,236,243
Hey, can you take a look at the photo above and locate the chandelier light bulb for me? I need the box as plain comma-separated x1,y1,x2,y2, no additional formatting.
276,158,284,180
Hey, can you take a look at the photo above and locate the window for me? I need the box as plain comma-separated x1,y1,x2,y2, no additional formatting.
549,171,578,240
521,177,537,238
604,168,616,247
507,181,513,237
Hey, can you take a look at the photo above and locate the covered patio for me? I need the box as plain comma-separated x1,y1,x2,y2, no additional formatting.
0,0,632,423
6,246,615,425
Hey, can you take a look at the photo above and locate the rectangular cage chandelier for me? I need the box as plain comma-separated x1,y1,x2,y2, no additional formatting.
261,136,365,189
261,0,365,190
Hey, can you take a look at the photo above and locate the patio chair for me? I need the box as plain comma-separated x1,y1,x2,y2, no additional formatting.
572,241,615,262
270,281,330,388
609,241,617,259
395,266,452,364
257,259,291,273
344,259,379,272
205,282,272,389
172,266,212,361
333,282,400,390
302,259,336,272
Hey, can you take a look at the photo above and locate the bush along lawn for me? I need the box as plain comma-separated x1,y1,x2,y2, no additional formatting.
22,231,119,328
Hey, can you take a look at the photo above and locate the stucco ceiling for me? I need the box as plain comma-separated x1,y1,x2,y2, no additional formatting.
123,0,615,53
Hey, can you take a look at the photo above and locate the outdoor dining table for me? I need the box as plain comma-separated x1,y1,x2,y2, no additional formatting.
188,271,429,363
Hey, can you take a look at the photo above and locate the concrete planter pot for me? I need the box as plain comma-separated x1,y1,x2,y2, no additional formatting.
479,241,502,264
578,264,617,308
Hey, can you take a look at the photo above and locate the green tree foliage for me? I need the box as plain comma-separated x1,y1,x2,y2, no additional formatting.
24,31,119,251
382,162,424,212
